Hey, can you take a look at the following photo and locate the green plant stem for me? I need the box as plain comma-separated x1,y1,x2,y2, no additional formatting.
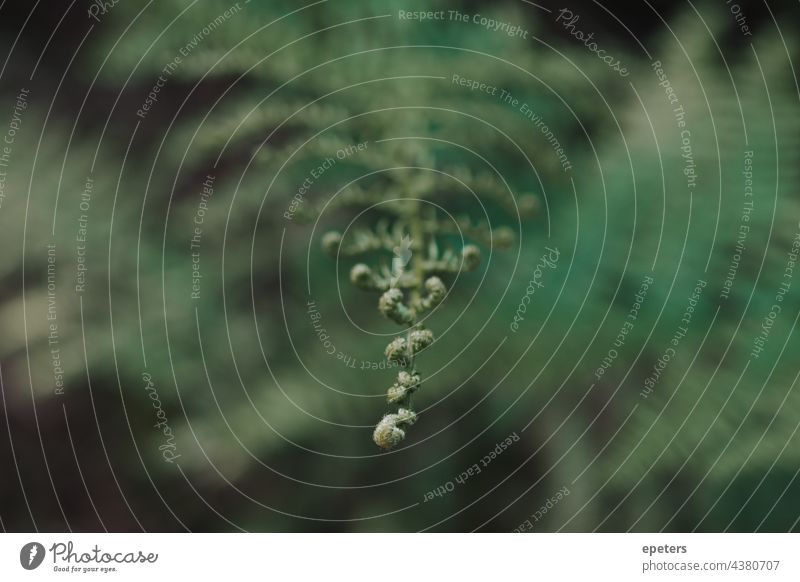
409,203,426,310
405,202,427,410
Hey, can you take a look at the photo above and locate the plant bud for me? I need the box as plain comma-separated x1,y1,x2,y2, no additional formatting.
396,408,417,426
397,371,420,387
385,337,409,363
494,226,516,250
373,415,406,449
409,328,434,353
321,231,342,255
350,263,373,289
518,194,539,217
373,409,417,448
378,288,414,325
387,372,421,404
462,244,481,271
425,276,446,304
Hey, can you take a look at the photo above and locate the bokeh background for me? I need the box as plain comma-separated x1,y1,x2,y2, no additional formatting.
1,0,799,532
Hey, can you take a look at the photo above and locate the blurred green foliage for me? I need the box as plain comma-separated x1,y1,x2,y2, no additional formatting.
1,0,799,532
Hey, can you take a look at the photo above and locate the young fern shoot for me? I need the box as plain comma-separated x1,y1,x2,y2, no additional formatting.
321,185,535,449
